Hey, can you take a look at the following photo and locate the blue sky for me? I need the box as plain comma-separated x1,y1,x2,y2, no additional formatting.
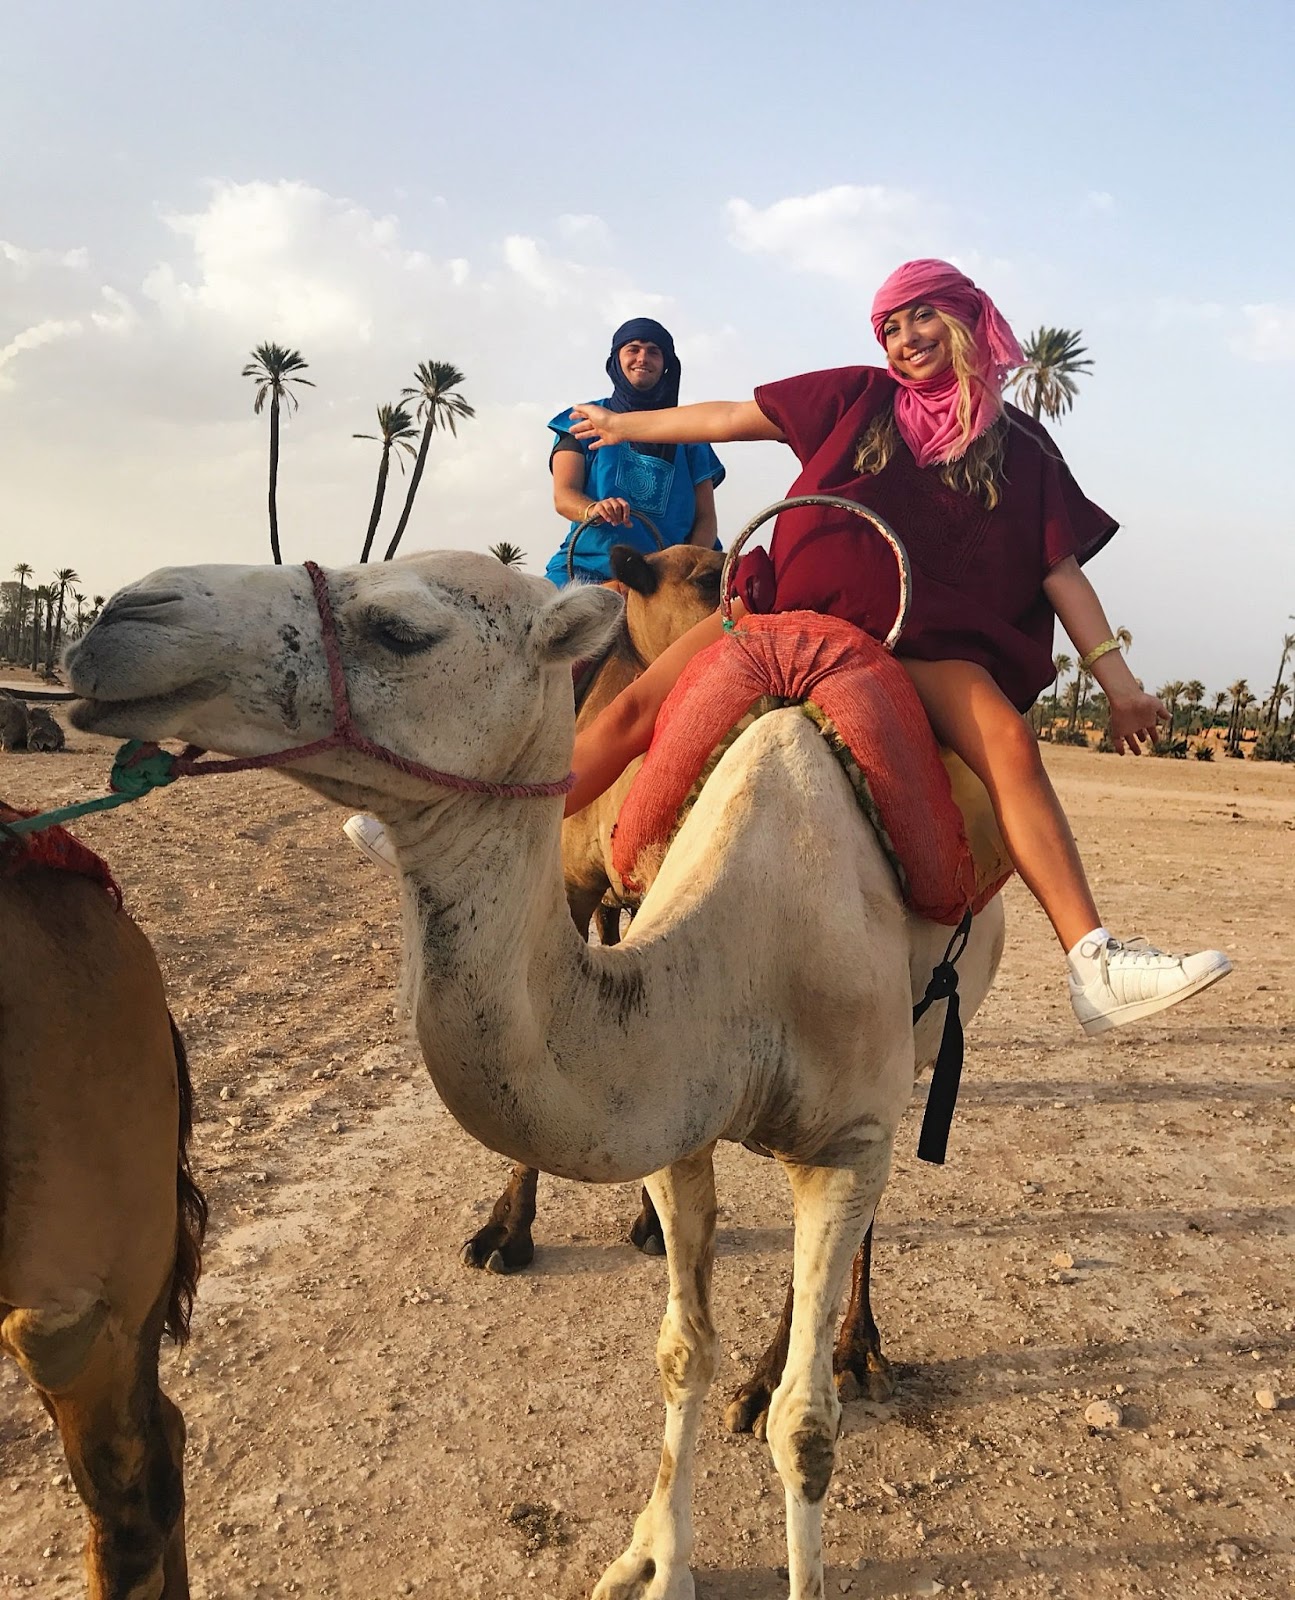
2,0,1292,695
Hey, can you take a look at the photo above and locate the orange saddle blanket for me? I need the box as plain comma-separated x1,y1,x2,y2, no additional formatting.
610,612,1012,927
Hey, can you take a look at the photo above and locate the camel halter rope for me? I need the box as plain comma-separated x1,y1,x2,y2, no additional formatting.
0,560,576,842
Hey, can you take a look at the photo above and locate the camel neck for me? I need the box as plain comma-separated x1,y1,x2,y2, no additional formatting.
397,799,743,1183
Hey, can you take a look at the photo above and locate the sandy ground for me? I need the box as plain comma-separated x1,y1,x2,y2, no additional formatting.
1,720,1292,1600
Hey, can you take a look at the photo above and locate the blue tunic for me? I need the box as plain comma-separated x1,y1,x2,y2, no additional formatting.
544,402,725,585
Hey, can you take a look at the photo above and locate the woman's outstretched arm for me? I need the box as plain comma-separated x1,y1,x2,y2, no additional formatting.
570,398,782,450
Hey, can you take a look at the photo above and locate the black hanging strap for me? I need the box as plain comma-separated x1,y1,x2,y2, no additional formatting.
914,908,974,1165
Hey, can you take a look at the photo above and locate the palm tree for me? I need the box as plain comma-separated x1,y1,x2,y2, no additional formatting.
384,361,474,561
1207,689,1228,737
71,591,87,637
355,403,419,563
1182,679,1206,736
29,585,53,672
1008,328,1094,422
1264,631,1295,731
1157,680,1186,748
1037,651,1072,736
1225,679,1252,755
45,567,79,673
242,343,314,565
11,562,31,660
489,542,526,568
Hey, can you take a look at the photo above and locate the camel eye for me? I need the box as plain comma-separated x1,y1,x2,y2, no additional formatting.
368,614,445,656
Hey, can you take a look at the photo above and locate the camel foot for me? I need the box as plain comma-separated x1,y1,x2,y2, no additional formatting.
460,1225,534,1274
723,1376,773,1438
592,1549,694,1600
628,1189,666,1257
834,1342,894,1404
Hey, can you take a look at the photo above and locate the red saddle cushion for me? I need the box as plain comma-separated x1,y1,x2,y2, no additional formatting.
1,805,123,907
611,612,1001,927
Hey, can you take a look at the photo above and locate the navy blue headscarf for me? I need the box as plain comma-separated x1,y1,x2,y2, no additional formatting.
605,318,681,412
605,317,680,462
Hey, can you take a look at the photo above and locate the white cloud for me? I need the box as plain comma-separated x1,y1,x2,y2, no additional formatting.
0,317,83,385
1,240,88,273
1235,303,1295,363
725,183,945,284
1083,190,1116,214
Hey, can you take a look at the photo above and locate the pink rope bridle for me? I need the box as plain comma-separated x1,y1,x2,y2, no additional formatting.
165,560,576,799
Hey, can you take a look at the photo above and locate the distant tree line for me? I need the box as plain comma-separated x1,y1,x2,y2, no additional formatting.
0,566,104,678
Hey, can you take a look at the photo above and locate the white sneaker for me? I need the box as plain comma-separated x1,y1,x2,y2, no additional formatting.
1069,935,1231,1036
342,813,398,873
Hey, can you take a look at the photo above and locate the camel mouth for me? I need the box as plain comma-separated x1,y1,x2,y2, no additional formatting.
68,678,224,737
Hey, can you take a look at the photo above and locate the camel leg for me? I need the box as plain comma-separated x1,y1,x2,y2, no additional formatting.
460,1162,539,1273
832,1222,893,1402
595,900,624,947
766,1158,889,1600
593,1146,719,1600
629,1187,666,1256
724,1220,888,1435
15,1299,189,1599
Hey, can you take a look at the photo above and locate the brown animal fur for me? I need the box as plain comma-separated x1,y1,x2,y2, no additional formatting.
0,863,207,1598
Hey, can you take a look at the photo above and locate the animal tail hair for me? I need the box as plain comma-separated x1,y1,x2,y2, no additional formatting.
165,1014,209,1344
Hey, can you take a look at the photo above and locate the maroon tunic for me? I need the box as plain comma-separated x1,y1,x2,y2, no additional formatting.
736,366,1117,711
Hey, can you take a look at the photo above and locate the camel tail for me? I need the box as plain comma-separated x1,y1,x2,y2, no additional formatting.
165,1014,208,1344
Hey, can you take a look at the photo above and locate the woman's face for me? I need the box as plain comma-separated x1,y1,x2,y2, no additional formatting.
882,303,953,381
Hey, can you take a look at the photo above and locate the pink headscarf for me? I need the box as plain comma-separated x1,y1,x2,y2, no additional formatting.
870,259,1024,469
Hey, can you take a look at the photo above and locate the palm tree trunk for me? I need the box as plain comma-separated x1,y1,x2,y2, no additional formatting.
360,446,393,563
12,575,25,659
1067,669,1082,733
384,419,434,561
1032,389,1043,422
30,607,40,672
1267,642,1293,731
268,392,283,565
46,583,68,675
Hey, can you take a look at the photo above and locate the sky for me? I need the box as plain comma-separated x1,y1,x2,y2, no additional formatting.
2,0,1292,696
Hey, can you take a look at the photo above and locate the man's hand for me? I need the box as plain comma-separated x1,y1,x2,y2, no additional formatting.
1106,688,1169,755
585,496,631,525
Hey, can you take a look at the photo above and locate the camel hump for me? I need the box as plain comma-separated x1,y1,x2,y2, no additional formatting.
612,612,1012,926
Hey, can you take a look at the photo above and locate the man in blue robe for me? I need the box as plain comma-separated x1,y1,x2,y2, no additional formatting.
544,318,725,585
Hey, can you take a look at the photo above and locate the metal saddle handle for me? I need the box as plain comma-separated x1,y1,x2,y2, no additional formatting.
719,494,912,651
566,507,665,581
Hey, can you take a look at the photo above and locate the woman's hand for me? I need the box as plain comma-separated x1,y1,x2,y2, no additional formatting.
569,403,624,449
584,496,631,526
1106,688,1169,755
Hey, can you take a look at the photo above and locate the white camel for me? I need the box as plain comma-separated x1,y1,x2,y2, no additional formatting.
67,552,1003,1600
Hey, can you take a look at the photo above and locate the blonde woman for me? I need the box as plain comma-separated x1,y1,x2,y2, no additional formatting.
565,258,1229,1034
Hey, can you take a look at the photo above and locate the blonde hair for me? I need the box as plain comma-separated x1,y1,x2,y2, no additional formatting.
855,309,1007,509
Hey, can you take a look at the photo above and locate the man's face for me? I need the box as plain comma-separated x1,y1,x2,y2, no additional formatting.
618,340,665,391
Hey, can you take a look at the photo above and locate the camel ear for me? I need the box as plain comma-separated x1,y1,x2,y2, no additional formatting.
528,583,624,665
609,545,658,595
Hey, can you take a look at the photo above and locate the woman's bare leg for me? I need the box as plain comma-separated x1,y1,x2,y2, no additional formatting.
901,657,1100,951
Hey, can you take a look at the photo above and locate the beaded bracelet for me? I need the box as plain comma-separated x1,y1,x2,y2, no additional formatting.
1079,637,1123,673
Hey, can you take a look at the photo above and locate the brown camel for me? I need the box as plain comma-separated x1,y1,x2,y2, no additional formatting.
0,837,207,1600
463,541,723,1278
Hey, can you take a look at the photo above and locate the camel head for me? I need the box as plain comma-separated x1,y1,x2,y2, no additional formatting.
66,553,623,815
610,543,723,663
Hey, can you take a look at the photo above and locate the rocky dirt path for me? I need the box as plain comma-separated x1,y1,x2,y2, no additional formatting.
2,736,1292,1599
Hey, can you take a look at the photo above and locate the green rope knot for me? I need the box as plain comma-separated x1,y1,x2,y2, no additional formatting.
110,740,181,797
